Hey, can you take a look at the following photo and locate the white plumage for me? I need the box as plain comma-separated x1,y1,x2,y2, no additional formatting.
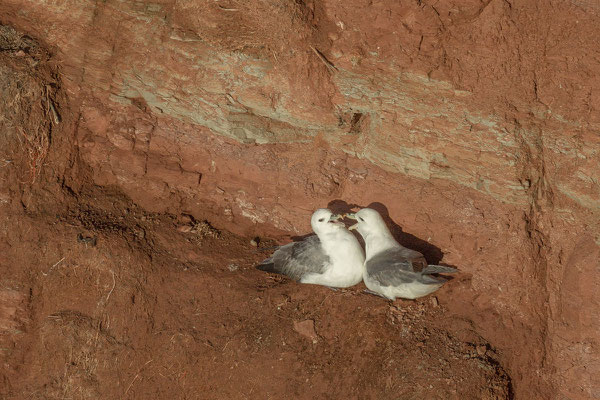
347,208,457,300
257,209,365,288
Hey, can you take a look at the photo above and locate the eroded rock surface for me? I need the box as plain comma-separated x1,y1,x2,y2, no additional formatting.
1,0,599,398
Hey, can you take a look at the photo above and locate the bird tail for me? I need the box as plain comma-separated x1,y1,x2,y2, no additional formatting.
419,274,448,285
256,255,275,271
422,264,458,275
255,245,280,252
256,263,276,272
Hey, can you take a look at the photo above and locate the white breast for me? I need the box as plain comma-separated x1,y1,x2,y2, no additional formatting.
317,229,365,286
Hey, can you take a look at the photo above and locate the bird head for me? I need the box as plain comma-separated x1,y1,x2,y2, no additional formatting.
344,208,390,239
310,208,345,235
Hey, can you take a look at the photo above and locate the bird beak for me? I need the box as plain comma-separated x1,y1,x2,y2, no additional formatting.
329,214,342,222
345,214,359,230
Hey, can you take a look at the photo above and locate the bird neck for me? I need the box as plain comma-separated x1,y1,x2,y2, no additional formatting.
319,229,365,266
317,227,344,241
317,228,347,251
363,230,398,259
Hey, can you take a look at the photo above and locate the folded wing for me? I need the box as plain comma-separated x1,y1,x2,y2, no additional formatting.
366,247,455,287
257,235,330,281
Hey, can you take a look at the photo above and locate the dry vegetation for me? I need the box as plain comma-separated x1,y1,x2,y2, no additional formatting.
0,25,58,183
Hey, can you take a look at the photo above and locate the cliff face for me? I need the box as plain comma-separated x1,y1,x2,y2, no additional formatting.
1,0,599,397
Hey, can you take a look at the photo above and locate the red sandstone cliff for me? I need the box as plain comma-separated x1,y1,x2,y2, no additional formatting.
0,0,599,398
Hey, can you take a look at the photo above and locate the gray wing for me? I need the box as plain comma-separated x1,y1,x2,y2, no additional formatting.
257,235,330,281
366,247,446,287
422,264,458,274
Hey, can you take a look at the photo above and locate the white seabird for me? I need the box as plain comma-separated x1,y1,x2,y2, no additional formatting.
257,208,365,288
346,208,457,300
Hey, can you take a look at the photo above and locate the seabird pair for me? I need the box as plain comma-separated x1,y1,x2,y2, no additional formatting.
257,208,456,300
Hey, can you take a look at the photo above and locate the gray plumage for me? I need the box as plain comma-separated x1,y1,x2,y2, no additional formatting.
347,207,458,299
366,247,457,288
257,235,330,281
256,208,365,288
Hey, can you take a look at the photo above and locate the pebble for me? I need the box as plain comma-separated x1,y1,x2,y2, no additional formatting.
177,225,193,233
179,215,193,224
293,319,319,343
476,345,487,357
227,263,239,272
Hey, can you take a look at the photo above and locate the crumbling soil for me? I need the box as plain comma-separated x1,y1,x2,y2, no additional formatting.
0,34,511,396
2,0,599,397
0,191,511,399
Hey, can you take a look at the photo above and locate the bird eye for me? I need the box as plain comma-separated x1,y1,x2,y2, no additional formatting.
318,218,325,222
359,217,364,221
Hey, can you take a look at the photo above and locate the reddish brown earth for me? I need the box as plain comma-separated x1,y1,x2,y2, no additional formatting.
0,0,599,398
0,193,511,399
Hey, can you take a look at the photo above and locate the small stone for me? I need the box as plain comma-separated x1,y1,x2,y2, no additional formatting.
476,345,487,357
293,319,318,343
77,233,97,246
250,237,259,247
430,296,439,307
227,264,239,272
330,49,343,59
177,225,193,233
179,215,193,224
